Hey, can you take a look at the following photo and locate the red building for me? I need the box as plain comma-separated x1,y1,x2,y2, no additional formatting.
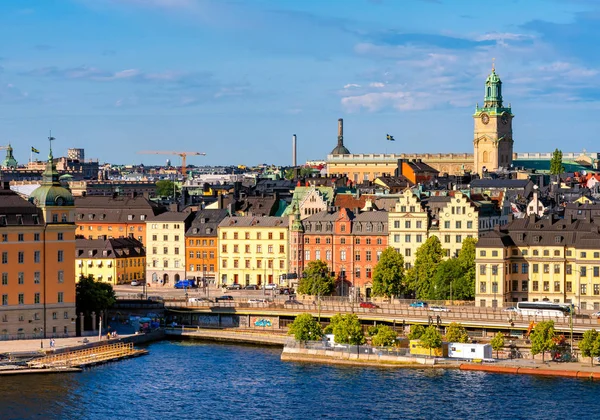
294,208,388,299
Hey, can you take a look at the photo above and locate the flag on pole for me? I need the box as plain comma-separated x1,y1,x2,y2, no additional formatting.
31,147,40,154
386,134,395,141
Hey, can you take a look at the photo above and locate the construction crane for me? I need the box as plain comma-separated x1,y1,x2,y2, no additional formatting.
138,150,206,175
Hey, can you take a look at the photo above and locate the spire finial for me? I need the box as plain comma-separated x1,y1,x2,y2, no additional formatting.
48,130,55,159
492,58,495,72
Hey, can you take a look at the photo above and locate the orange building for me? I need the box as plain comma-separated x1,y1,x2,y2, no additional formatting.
185,209,228,286
297,208,388,298
74,194,166,245
0,148,77,340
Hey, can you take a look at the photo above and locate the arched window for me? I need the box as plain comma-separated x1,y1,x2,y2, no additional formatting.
487,87,491,97
482,151,489,163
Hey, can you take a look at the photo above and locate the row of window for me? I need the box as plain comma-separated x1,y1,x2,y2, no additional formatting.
1,292,64,305
1,250,64,264
151,247,180,255
222,244,285,254
480,281,600,295
1,271,62,285
188,239,216,246
189,264,216,272
81,225,143,232
150,260,181,268
152,234,180,242
149,224,181,229
304,249,383,262
305,237,383,245
222,231,286,240
221,260,286,269
482,263,600,276
79,214,147,221
1,311,69,322
503,249,600,259
188,251,215,259
2,233,46,242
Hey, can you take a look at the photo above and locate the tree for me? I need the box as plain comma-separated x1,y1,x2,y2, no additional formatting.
530,321,557,362
288,313,323,342
430,259,462,300
420,325,443,356
156,180,179,198
372,247,406,298
579,329,600,366
329,314,365,345
549,148,564,176
445,322,469,343
369,325,397,347
407,324,426,340
455,237,477,300
298,260,335,296
76,274,116,331
490,332,505,359
408,236,444,299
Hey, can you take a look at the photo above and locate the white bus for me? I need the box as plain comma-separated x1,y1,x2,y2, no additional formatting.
516,301,571,317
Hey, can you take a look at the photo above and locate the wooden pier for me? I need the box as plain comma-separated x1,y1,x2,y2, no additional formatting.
27,342,148,369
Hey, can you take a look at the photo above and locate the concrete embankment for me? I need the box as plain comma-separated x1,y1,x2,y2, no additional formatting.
165,327,288,346
281,346,452,369
460,363,600,379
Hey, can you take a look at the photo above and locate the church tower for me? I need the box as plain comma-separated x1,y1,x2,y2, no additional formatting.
473,64,514,175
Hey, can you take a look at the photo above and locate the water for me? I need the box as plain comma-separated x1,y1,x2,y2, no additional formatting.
0,340,598,419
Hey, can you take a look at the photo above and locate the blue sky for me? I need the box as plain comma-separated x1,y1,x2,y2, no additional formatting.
1,0,600,167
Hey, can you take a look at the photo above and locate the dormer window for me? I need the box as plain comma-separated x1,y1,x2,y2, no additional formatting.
16,215,23,225
88,214,94,220
193,228,198,234
128,215,134,221
140,215,146,221
32,215,39,225
205,228,211,234
0,215,6,226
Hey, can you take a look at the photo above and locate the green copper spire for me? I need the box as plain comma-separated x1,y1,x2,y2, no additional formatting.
291,203,303,232
1,143,18,169
483,60,502,108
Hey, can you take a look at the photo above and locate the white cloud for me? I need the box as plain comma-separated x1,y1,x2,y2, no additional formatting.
342,91,431,112
369,82,385,88
343,83,361,89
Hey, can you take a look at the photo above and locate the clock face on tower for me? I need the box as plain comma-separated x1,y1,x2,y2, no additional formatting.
501,113,509,125
481,113,490,125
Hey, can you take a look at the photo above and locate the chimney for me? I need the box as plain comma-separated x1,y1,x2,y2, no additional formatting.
338,118,343,138
218,194,225,210
292,134,297,167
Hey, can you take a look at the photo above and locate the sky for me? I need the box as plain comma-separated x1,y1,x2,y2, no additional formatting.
1,0,600,167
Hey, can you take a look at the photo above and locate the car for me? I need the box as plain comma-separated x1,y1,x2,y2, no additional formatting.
410,301,428,308
359,302,378,309
264,283,278,290
430,306,450,312
248,298,267,304
244,285,258,290
284,299,303,305
215,295,234,302
591,311,600,318
188,297,213,303
131,281,141,286
279,288,294,295
503,307,518,313
226,284,242,290
174,280,195,289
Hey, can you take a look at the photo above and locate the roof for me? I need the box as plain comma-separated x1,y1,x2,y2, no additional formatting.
75,195,167,223
334,194,377,210
152,211,196,222
470,179,531,189
75,237,146,259
218,216,289,228
514,159,594,174
185,209,228,237
0,187,43,226
375,176,414,188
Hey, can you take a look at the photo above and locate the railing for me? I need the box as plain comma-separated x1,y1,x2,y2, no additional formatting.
285,340,412,357
28,342,137,368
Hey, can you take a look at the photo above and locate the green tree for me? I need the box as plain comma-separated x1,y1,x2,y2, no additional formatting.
430,259,462,300
490,332,505,359
419,325,443,356
156,180,179,198
408,236,444,299
76,274,116,331
372,247,406,298
455,237,477,300
579,329,600,366
370,325,397,347
445,322,469,343
530,321,557,362
407,324,426,340
298,260,335,296
329,314,365,345
288,313,323,342
549,148,564,176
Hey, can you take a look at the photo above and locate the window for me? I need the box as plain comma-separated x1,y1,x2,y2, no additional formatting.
512,263,518,273
366,238,371,245
595,284,600,296
405,235,411,243
596,252,600,259
405,221,411,229
279,245,285,253
555,264,561,274
58,233,64,241
595,267,600,277
355,268,361,279
326,250,332,261
394,221,400,229
416,235,422,243
394,235,400,243
522,280,528,292
522,264,528,274
444,221,450,229
554,281,560,292
18,272,24,285
566,264,572,275
18,233,24,242
257,245,262,253
340,238,346,245
480,251,486,257
582,252,587,258
257,233,261,240
341,250,346,261
491,265,498,275
479,265,486,275
467,221,473,229
355,251,360,262
58,271,64,283
512,280,518,292
491,250,498,257
479,282,486,293
405,249,411,257
416,221,422,229
34,272,40,284
1,295,6,305
34,293,40,304
305,250,310,261
366,268,372,278
222,232,227,240
315,238,321,245
34,251,40,263
581,267,587,277
532,281,539,292
456,235,462,243
52,312,57,320
1,234,6,242
455,221,461,229
581,284,587,295
366,251,372,261
18,252,24,264
444,235,450,243
58,250,64,262
532,264,539,274
64,311,69,319
543,264,549,274
18,294,24,305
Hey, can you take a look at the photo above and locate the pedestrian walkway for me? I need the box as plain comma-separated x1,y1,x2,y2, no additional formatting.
0,335,133,354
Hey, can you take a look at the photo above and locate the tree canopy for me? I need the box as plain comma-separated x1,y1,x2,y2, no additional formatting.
445,322,469,343
407,324,426,340
330,314,365,345
288,313,323,342
419,326,443,355
368,325,397,347
408,236,444,299
76,274,116,330
429,238,476,300
156,180,179,198
530,321,557,362
298,260,335,296
549,148,564,176
579,329,600,366
372,247,405,298
490,332,505,358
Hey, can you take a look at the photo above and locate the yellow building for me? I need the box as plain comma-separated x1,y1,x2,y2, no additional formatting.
145,212,195,286
476,214,600,310
388,190,478,268
218,216,289,287
76,238,146,285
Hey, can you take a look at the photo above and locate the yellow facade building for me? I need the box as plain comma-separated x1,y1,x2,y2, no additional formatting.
476,215,600,310
218,216,289,287
76,238,145,285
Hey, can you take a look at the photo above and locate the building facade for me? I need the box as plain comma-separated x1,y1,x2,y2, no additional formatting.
218,216,289,287
185,209,228,285
476,215,600,310
76,238,145,285
146,212,195,285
